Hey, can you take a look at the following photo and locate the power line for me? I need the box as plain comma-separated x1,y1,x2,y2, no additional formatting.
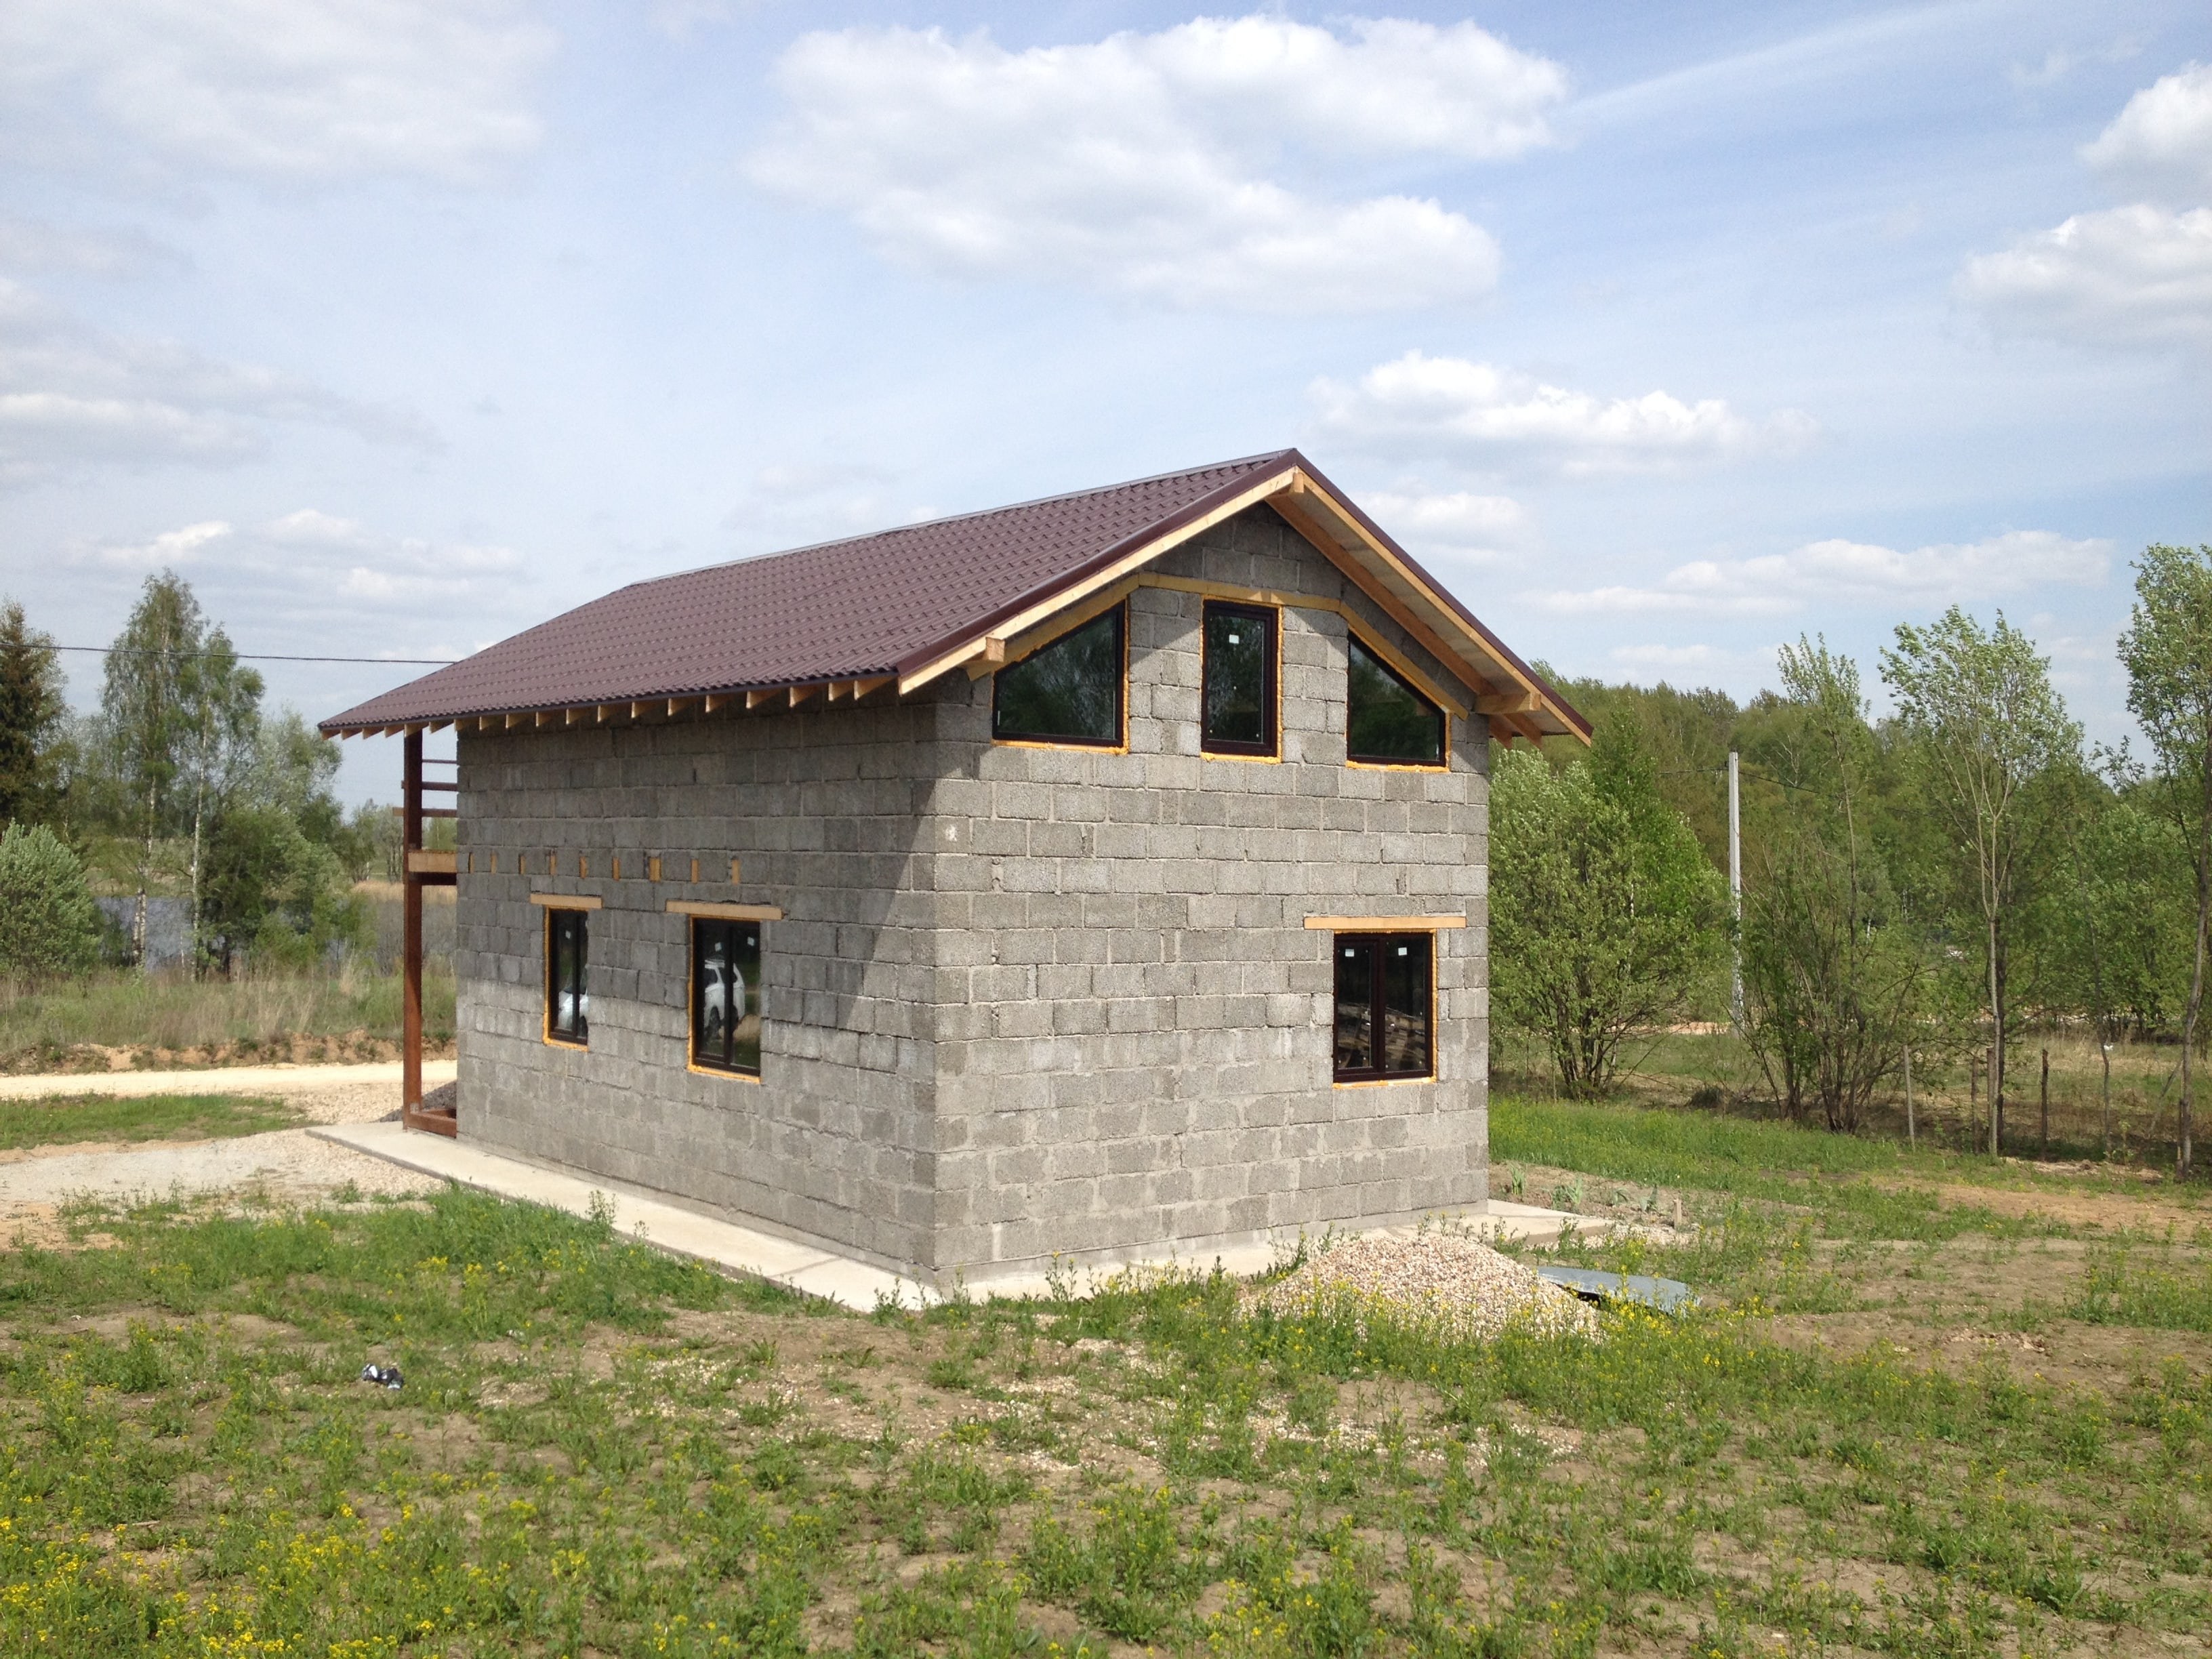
54,644,456,665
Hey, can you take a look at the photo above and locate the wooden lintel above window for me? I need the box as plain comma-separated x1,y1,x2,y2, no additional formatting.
529,893,602,909
665,900,783,921
1303,914,1467,931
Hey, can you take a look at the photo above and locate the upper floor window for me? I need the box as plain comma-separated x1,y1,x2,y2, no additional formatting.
1347,635,1445,767
993,605,1124,747
1202,600,1277,758
545,907,589,1046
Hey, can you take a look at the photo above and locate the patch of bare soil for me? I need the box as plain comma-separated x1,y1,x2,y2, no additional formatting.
1,1034,459,1076
1765,1307,2212,1391
1877,1174,2209,1235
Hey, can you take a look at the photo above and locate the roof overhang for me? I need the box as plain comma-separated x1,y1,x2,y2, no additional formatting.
319,449,1587,747
894,451,1588,746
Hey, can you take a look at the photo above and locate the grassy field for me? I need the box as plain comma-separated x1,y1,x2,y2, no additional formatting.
1497,1026,2206,1170
1,1100,2207,1656
0,964,456,1073
0,1092,303,1151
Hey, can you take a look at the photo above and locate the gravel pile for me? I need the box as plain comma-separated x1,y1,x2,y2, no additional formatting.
1252,1231,1600,1343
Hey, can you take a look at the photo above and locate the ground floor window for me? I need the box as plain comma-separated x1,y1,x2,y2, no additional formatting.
691,916,762,1076
545,907,589,1046
1333,932,1433,1082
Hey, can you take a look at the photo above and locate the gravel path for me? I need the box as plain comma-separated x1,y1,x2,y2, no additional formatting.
0,1062,455,1239
1253,1230,1600,1341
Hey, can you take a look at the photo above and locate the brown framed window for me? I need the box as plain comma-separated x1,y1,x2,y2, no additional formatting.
1347,634,1445,766
546,907,589,1046
992,605,1125,747
1333,932,1433,1082
1202,600,1277,757
691,916,762,1077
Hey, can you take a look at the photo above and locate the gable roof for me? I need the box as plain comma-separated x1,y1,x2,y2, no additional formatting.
321,449,1586,744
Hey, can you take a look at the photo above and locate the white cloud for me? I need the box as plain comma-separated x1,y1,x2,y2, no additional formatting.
1364,489,1526,566
1957,205,2212,347
1531,529,2110,616
0,216,177,276
1608,642,1779,680
85,519,235,567
744,16,1565,312
70,508,523,625
1311,352,1814,476
0,0,554,186
0,279,429,485
2083,62,2212,201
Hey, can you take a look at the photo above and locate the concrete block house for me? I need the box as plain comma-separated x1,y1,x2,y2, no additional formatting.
322,451,1586,1286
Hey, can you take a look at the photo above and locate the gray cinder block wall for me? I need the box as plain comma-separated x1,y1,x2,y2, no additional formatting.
453,501,1490,1282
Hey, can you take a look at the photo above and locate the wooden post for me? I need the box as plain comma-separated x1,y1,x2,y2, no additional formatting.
402,729,423,1113
1969,1059,1978,1153
2041,1046,2050,1155
1904,1044,1914,1149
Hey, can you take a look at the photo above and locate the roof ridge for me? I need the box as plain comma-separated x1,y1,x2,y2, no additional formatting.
623,449,1298,592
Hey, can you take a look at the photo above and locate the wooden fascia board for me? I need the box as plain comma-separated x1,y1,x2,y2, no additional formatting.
1275,476,1587,744
1267,490,1499,702
896,468,1300,696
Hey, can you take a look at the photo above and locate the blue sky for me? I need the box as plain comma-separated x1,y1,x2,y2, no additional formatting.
2,0,2206,805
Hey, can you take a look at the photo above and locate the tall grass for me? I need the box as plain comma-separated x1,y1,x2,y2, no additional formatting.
0,962,455,1068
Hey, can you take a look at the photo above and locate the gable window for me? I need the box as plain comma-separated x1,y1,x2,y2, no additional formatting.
545,907,590,1046
691,917,762,1077
992,605,1124,747
1333,932,1433,1082
1347,635,1446,766
1202,600,1277,757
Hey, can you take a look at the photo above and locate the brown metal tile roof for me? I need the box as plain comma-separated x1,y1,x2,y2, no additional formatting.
319,447,1587,741
321,451,1299,733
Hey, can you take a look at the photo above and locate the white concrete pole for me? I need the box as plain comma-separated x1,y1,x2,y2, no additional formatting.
1729,750,1743,1029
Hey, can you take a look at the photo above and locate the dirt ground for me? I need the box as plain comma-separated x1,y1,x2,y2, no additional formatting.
0,1061,453,1241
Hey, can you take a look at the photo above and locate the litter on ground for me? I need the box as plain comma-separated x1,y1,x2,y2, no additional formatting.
1535,1265,1696,1313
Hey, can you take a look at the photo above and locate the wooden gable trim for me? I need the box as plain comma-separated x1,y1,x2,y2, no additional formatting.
897,468,1300,696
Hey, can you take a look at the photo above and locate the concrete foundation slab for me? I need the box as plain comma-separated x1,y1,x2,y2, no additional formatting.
313,1123,1614,1308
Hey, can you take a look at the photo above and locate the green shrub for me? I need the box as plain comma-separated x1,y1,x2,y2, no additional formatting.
0,821,100,980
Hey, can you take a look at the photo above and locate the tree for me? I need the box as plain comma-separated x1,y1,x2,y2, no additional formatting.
1881,608,2080,1157
1490,719,1727,1097
178,629,264,960
0,599,69,828
199,805,367,972
0,821,102,980
2118,543,2212,1179
97,573,203,964
1738,639,1931,1130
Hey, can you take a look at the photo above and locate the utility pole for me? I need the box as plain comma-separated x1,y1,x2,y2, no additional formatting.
1729,750,1743,1029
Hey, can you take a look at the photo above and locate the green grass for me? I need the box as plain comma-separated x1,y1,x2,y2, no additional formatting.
1490,1094,2196,1243
0,1121,2205,1656
0,963,455,1070
0,1091,304,1151
2068,1245,2212,1332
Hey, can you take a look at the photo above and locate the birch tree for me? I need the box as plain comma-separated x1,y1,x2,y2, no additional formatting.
1881,608,2079,1156
2118,543,2212,1179
98,573,201,964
